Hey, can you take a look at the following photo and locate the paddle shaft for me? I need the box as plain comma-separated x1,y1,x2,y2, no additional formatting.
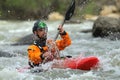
54,19,65,41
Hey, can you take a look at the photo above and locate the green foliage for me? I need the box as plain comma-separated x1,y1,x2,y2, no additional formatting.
79,1,97,15
0,0,99,20
83,1,96,14
0,11,1,16
5,0,38,10
55,0,71,14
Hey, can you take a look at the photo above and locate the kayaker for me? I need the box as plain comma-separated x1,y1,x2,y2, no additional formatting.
27,20,71,68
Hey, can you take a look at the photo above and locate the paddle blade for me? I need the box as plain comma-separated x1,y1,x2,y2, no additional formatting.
65,0,75,20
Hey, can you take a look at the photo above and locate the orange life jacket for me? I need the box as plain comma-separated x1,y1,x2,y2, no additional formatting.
27,32,71,65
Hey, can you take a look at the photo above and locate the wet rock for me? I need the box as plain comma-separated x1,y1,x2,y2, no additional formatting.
12,34,34,45
80,29,92,33
92,16,120,40
107,32,120,40
0,51,16,57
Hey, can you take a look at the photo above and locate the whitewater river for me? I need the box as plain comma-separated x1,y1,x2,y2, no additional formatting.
0,20,120,80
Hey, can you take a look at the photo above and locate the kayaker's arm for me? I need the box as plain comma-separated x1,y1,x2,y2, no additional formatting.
56,31,71,50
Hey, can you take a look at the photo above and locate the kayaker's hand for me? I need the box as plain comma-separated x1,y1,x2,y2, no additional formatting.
46,39,53,45
46,39,56,53
43,52,51,57
43,52,54,62
58,25,64,34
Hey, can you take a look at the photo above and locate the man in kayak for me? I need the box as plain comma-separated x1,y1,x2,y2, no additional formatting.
27,20,71,68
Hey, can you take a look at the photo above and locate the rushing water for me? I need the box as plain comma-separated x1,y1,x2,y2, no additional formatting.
0,20,120,80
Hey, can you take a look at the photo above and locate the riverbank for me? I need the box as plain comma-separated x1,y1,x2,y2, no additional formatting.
0,0,119,21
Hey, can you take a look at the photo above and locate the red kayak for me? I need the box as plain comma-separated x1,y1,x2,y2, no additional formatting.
17,56,99,72
64,56,99,70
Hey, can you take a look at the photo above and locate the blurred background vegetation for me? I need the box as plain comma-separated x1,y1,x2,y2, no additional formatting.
0,0,117,20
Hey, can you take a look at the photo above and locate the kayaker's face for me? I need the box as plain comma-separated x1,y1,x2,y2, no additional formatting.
36,29,47,38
